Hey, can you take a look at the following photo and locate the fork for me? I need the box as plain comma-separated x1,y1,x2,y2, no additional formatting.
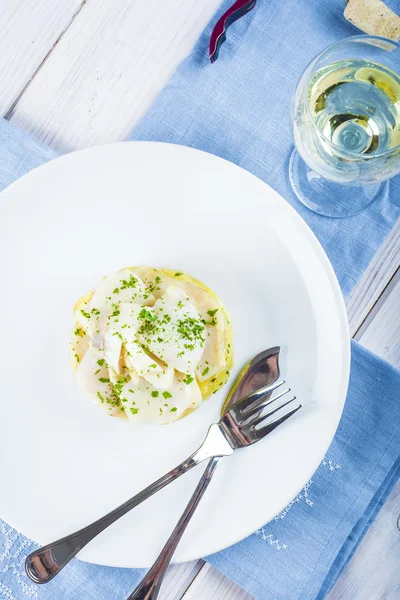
126,385,301,599
25,379,297,585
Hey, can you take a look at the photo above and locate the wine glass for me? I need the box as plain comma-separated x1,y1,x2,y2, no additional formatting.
290,35,400,218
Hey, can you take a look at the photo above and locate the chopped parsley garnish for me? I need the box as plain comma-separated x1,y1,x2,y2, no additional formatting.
149,363,157,368
91,307,100,316
207,309,219,317
80,309,91,319
202,367,209,377
96,391,105,403
183,374,194,385
147,276,162,293
99,377,110,383
97,359,105,366
151,391,159,397
74,328,85,337
114,377,127,396
138,308,157,322
203,316,217,326
175,272,183,277
110,308,120,318
74,353,80,363
105,395,120,407
120,274,137,289
130,407,139,415
162,391,172,399
95,369,100,375
113,287,120,294
176,317,205,343
170,407,177,412
112,331,124,342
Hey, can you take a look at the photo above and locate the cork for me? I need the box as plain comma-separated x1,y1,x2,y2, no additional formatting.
344,0,400,41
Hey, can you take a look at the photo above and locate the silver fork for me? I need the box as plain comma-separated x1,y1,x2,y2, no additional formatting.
126,385,301,600
25,348,296,586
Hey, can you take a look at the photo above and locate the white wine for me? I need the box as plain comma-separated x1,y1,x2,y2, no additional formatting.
290,37,400,216
293,58,400,185
309,59,400,155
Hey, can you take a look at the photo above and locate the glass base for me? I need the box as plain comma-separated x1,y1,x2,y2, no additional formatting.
289,148,388,218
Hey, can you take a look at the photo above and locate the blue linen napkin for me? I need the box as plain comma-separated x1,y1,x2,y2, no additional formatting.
1,0,400,597
130,0,400,298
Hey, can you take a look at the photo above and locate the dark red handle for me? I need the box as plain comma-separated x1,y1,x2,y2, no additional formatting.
209,0,257,63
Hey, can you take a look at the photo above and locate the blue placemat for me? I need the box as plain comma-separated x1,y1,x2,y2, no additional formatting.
131,0,400,299
1,0,400,597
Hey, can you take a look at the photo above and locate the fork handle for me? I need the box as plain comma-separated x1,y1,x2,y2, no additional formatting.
126,456,223,600
25,451,208,584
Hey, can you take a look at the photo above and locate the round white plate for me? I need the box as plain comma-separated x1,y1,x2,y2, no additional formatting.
0,142,349,568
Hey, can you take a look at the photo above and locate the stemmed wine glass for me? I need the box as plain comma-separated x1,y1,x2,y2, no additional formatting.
290,35,400,218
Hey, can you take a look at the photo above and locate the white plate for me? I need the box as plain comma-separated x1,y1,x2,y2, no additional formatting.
0,142,349,568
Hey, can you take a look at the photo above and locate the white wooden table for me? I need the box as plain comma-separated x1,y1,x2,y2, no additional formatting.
1,2,399,598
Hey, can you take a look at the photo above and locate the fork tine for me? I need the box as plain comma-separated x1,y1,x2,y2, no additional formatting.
252,403,302,439
242,387,291,419
239,379,285,413
250,396,297,428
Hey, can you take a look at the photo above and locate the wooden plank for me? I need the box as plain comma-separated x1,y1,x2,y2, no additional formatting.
0,0,84,116
328,482,400,600
7,0,221,152
182,563,254,600
346,218,400,337
355,268,400,367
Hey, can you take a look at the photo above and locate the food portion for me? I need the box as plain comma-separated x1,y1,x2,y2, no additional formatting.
70,267,233,424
